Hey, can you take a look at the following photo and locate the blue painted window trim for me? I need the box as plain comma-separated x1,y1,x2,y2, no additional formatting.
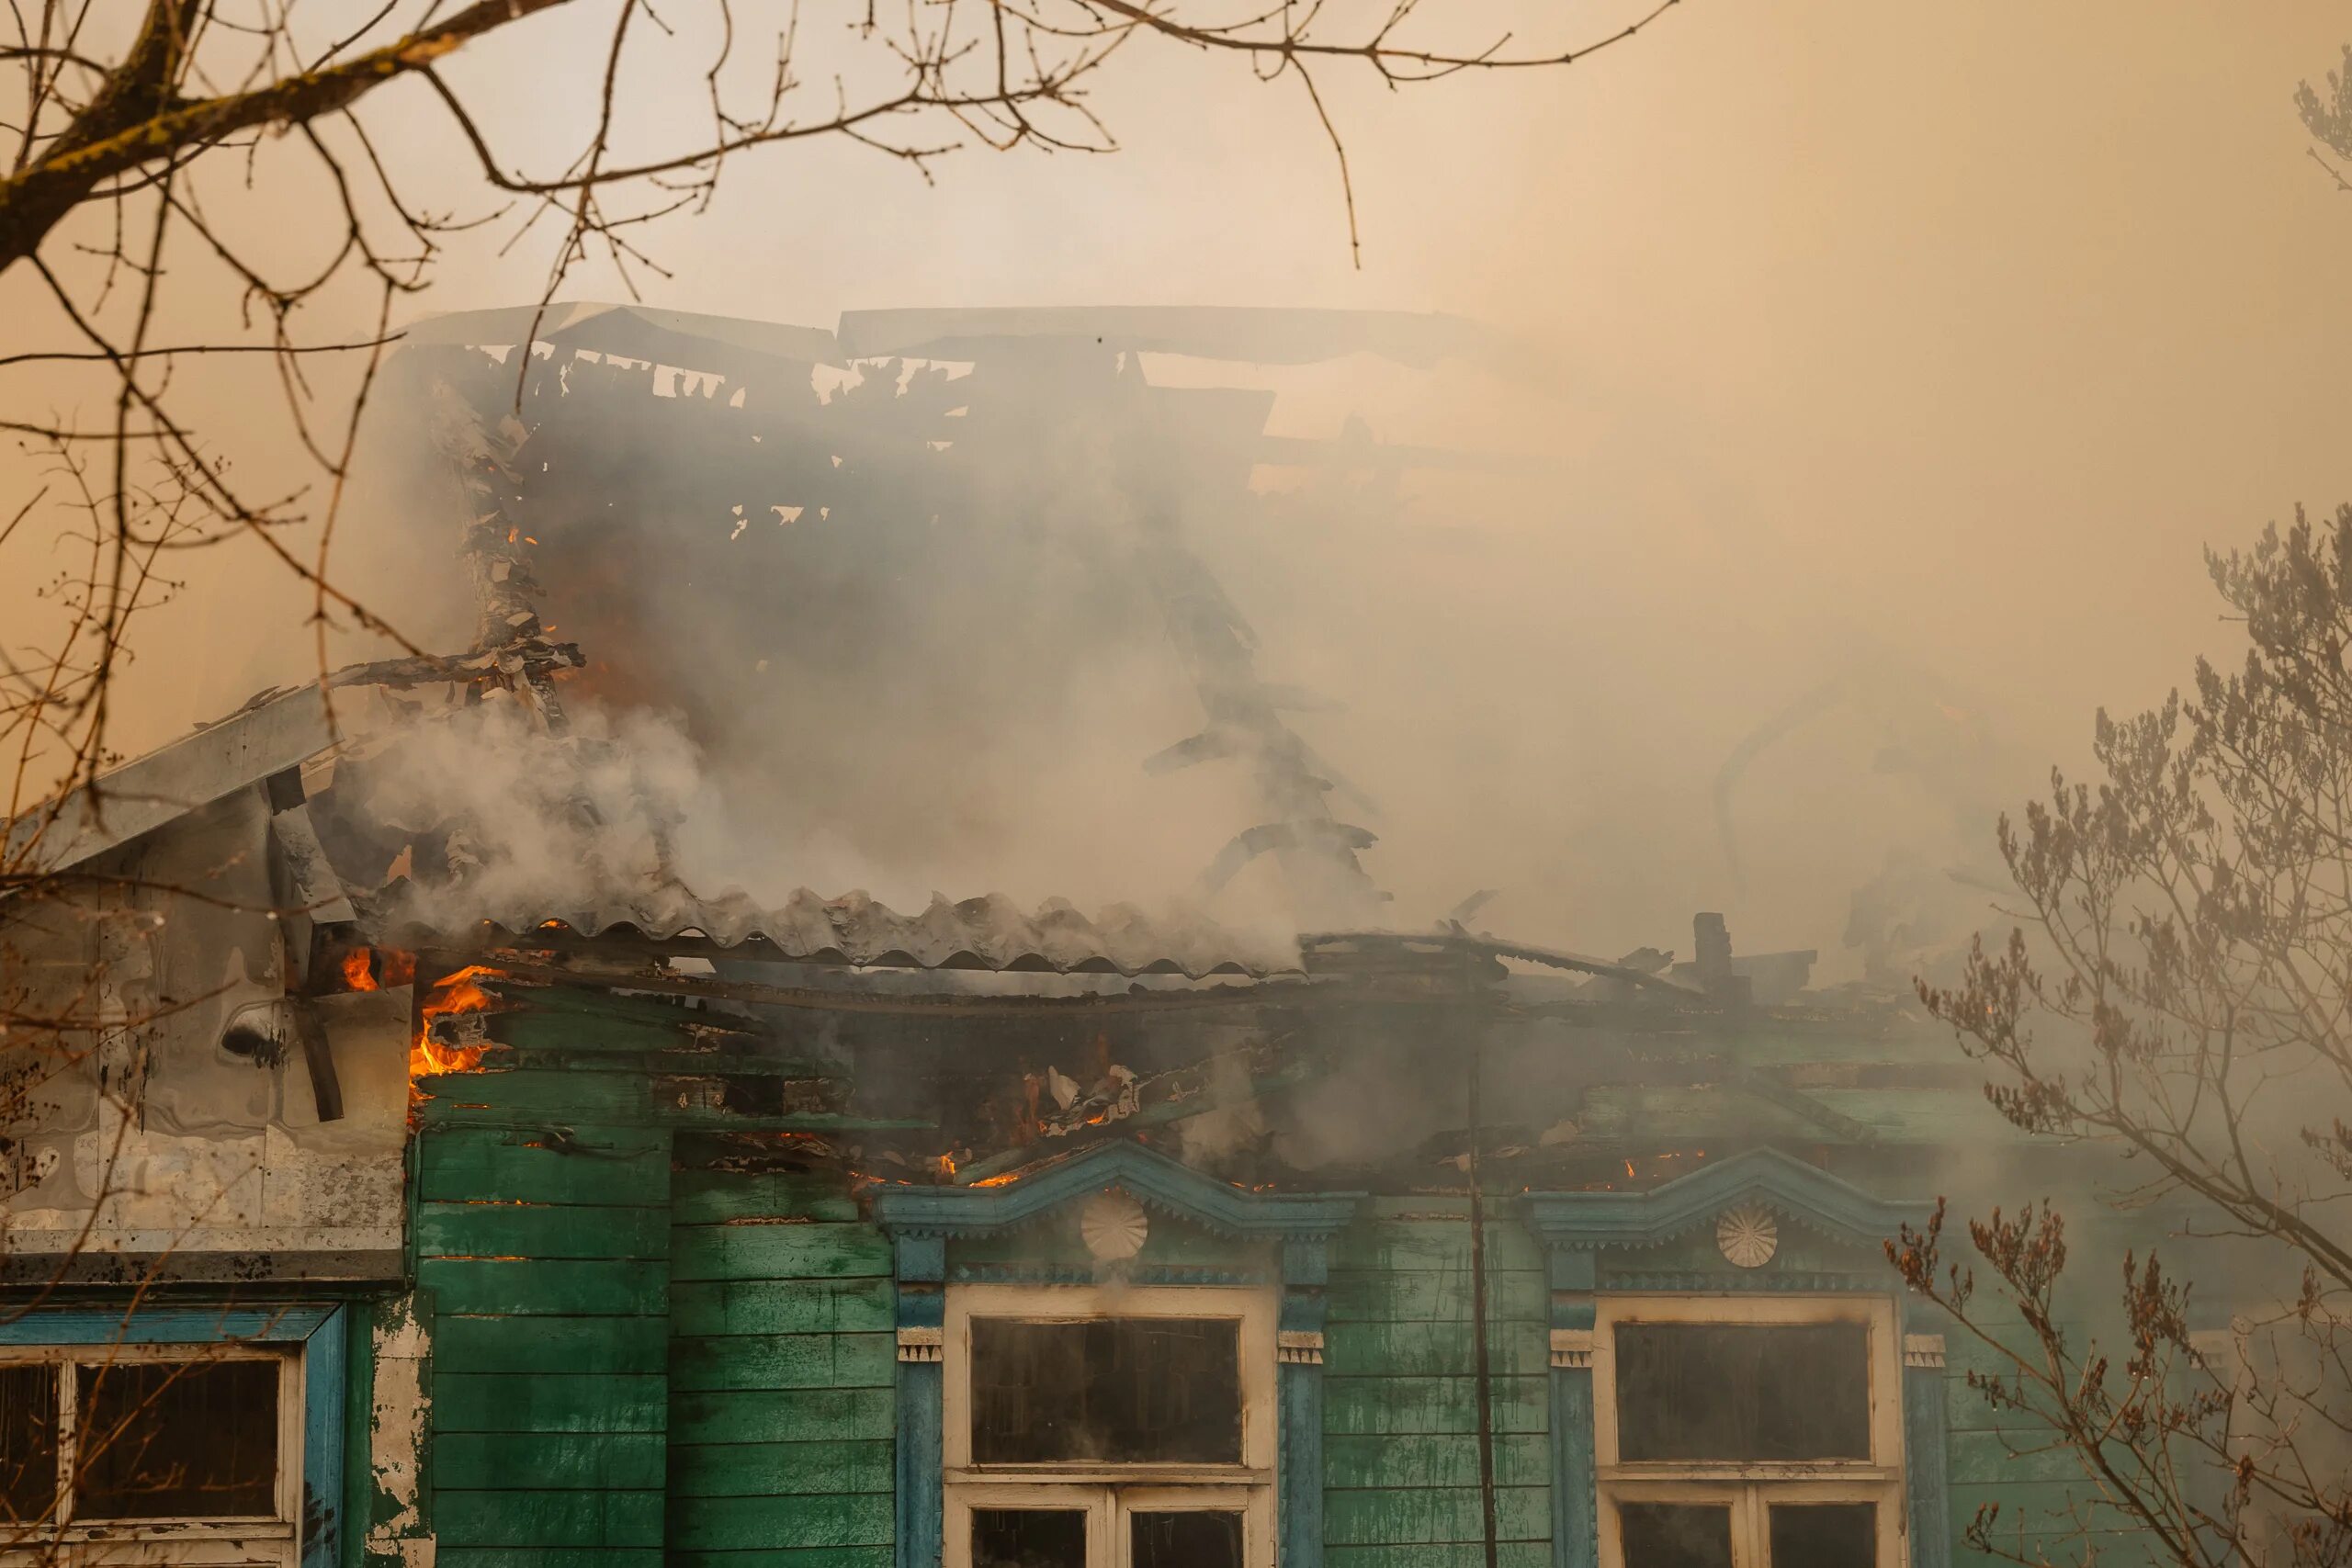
0,1303,349,1568
874,1140,1365,1568
1521,1150,1944,1568
1521,1147,1932,1254
1903,1357,1953,1568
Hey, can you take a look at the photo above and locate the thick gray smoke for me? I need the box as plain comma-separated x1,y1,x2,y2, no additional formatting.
342,690,709,924
264,314,2051,976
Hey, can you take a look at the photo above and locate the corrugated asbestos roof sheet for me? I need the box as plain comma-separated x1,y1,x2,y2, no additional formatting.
376,887,1300,979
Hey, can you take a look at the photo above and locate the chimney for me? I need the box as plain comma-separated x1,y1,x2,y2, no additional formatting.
1693,912,1751,1006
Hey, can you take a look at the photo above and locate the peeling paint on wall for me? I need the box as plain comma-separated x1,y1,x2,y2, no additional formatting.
366,1292,435,1567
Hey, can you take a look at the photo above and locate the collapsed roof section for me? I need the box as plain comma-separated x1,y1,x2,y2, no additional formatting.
386,302,1525,930
8,303,1897,1009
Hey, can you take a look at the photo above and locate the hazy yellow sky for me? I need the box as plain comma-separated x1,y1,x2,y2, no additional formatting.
12,1,2352,965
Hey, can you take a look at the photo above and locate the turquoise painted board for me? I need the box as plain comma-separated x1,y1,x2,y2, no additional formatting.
1324,1211,1553,1557
669,1159,897,1567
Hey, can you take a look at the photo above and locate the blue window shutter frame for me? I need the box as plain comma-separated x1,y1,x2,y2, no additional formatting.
1542,1246,1598,1568
873,1140,1364,1568
0,1305,339,1343
300,1305,347,1568
893,1232,947,1568
1901,1313,1953,1568
0,1300,350,1566
1279,1235,1331,1568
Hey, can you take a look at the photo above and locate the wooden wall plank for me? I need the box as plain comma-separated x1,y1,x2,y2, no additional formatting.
416,1128,669,1206
435,1551,663,1568
435,1488,665,1547
418,1258,668,1317
1319,1213,1554,1564
671,1332,895,1393
667,1551,893,1568
419,1203,673,1260
1946,1430,2091,1485
668,1494,894,1551
1326,1545,1552,1568
435,1433,668,1491
1325,1484,1552,1545
1324,1433,1552,1491
668,1392,893,1457
1323,1374,1550,1436
432,1372,669,1433
434,1314,670,1375
673,1175,863,1225
416,1068,655,1122
669,1439,896,1498
1323,1320,1549,1378
417,1090,675,1565
668,1164,896,1563
1327,1270,1546,1325
670,1280,896,1338
670,1224,894,1283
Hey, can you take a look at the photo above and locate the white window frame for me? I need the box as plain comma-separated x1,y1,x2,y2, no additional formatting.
943,1282,1276,1568
1593,1294,1905,1568
0,1340,303,1568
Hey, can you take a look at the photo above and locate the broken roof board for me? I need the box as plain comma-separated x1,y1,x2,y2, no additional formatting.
400,303,845,366
5,683,335,875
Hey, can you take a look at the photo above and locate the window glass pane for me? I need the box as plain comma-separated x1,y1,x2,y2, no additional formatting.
1618,1503,1734,1568
972,1506,1089,1568
970,1318,1241,1463
1613,1322,1871,1461
1769,1502,1876,1568
74,1359,278,1518
1132,1509,1242,1568
0,1365,57,1523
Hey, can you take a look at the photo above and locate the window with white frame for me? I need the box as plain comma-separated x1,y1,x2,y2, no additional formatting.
0,1342,301,1567
1594,1295,1905,1568
944,1284,1276,1568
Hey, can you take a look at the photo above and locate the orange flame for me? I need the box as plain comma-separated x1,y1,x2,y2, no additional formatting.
335,947,414,993
411,965,509,1079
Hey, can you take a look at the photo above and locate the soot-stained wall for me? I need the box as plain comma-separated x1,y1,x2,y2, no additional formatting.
352,976,2211,1568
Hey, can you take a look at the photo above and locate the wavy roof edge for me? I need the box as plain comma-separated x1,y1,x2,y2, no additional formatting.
370,888,1303,980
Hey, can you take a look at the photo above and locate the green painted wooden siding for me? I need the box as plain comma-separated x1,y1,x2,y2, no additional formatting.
376,987,2154,1568
1941,1314,2158,1568
1324,1203,1553,1568
414,1118,673,1568
668,1164,897,1566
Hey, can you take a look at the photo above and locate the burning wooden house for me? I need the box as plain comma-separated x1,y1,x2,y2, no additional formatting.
0,307,2229,1568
